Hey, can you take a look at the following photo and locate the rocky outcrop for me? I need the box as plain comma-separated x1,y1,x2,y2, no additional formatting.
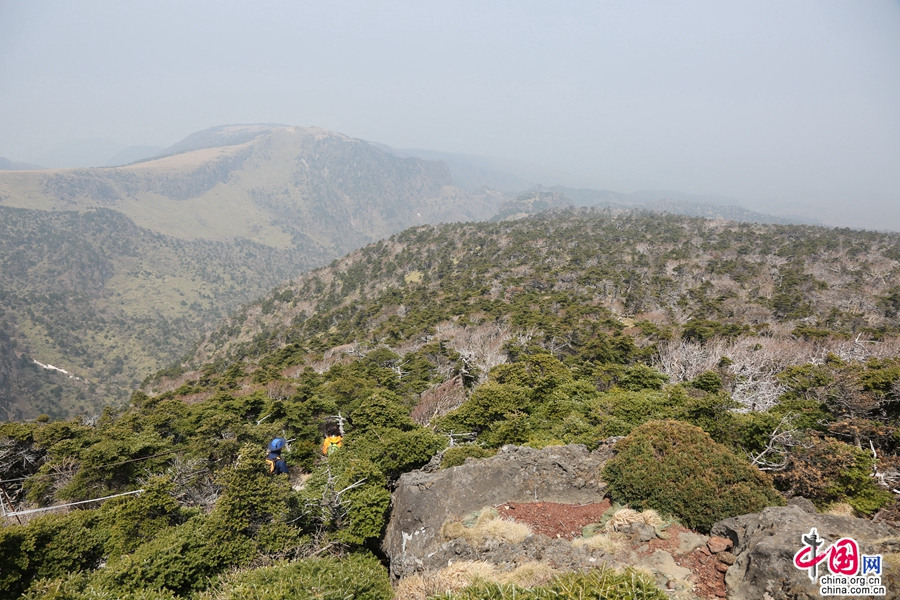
417,534,607,576
382,444,612,578
711,505,900,600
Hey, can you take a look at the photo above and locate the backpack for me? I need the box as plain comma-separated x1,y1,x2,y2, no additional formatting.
265,457,277,474
322,435,343,456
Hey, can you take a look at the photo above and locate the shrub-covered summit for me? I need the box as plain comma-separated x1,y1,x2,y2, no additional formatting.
184,208,900,368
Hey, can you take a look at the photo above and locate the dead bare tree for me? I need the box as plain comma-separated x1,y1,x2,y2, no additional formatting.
301,464,367,545
160,456,219,509
732,376,785,412
444,322,514,385
0,436,46,506
411,376,466,426
266,380,295,401
654,339,723,383
747,413,808,471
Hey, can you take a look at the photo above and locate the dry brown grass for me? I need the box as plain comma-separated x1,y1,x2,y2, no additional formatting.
883,553,900,574
571,531,627,554
393,560,558,600
502,561,558,587
440,507,532,545
603,508,665,532
824,502,856,517
394,561,498,600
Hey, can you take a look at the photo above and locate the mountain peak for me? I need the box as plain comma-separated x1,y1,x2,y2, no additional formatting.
154,123,289,160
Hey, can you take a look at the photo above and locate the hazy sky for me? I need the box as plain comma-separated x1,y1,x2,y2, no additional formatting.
1,1,899,229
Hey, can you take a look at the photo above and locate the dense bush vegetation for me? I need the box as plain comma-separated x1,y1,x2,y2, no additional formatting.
0,206,317,419
603,420,784,531
1,211,899,598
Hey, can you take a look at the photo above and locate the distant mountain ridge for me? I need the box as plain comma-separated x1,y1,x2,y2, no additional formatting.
491,190,574,222
150,123,287,160
0,157,43,170
33,138,127,169
104,145,166,167
374,145,820,226
0,125,501,253
545,185,820,226
374,144,557,193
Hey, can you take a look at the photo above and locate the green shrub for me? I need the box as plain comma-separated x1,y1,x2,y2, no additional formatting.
0,510,107,599
435,382,531,434
617,364,668,391
348,426,446,479
194,553,391,600
98,476,184,560
593,389,684,433
441,446,498,468
24,572,178,600
98,446,298,596
775,437,893,514
435,566,667,600
690,371,722,393
349,391,416,432
0,527,29,598
97,515,254,596
209,444,293,536
52,427,170,502
483,411,532,446
490,353,573,396
299,453,391,546
603,420,784,531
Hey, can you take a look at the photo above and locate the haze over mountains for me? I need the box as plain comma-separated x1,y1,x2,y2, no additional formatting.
2,124,825,228
0,125,499,250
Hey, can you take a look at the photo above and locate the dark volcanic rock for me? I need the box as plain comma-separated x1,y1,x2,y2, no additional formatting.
383,444,612,578
421,534,609,575
711,505,900,600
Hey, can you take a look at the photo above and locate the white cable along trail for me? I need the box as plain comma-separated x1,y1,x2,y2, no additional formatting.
1,489,144,517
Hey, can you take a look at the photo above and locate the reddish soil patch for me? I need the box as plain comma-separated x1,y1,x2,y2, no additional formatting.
495,502,726,599
496,500,612,540
638,524,727,599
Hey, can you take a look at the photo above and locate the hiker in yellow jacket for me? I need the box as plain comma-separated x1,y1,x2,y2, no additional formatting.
322,416,344,455
322,434,342,455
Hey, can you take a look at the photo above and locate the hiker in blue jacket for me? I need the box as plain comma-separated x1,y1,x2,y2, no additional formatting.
265,437,289,475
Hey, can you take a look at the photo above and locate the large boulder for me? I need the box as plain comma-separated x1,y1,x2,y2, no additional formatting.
711,504,900,600
382,444,612,578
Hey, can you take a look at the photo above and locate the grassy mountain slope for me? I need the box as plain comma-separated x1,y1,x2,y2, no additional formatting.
0,125,500,252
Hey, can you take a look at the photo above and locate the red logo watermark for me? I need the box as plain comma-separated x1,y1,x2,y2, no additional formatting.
792,528,885,596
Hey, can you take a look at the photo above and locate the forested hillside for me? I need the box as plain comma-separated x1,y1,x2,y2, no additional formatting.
184,208,900,367
1,209,897,598
0,206,314,419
